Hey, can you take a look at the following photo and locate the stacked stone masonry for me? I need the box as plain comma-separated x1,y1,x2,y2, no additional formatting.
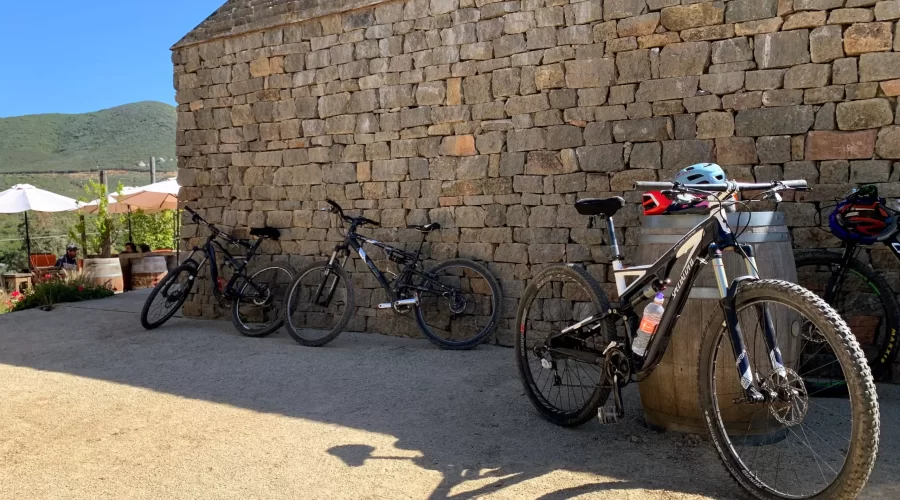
174,0,900,347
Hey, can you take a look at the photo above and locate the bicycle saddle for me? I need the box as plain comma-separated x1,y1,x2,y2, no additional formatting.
407,222,442,233
575,197,625,217
250,227,281,240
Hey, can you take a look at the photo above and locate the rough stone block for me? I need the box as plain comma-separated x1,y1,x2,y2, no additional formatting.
875,1,900,20
697,111,735,139
756,136,793,163
660,2,725,31
850,160,892,182
613,117,670,142
735,106,815,136
546,125,585,149
814,102,837,129
630,142,662,169
712,37,753,64
806,130,878,160
859,53,900,81
318,92,351,118
784,63,831,88
524,151,571,175
584,121,614,145
876,126,900,158
372,159,408,181
576,144,626,171
605,0,648,21
716,137,758,165
618,13,660,37
564,58,616,88
635,76,699,102
638,32,681,49
463,74,493,103
809,25,845,63
504,12,536,34
832,58,859,84
659,42,711,78
829,8,876,24
783,11,827,30
755,30,811,69
616,49,651,84
508,129,547,152
836,98,894,130
735,18,785,36
661,140,715,169
700,72,745,95
506,94,550,115
794,0,844,9
745,69,785,90
535,64,566,89
441,135,478,156
727,0,778,23
844,22,894,55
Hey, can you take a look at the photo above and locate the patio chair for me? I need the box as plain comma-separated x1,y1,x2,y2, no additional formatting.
30,253,63,280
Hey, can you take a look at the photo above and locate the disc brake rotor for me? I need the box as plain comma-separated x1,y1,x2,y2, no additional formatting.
762,368,809,426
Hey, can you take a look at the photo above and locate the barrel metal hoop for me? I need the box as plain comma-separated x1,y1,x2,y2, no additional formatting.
642,212,785,229
640,233,790,244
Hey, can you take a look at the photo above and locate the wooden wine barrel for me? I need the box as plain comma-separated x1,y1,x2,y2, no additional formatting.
83,258,125,294
132,256,168,290
637,212,800,436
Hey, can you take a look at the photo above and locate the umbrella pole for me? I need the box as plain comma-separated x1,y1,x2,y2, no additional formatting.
24,211,32,271
128,208,133,243
80,215,87,252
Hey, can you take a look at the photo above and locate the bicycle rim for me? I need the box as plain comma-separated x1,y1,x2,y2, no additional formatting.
706,298,860,498
285,263,352,345
233,264,294,335
142,265,194,329
414,260,500,348
797,257,897,386
516,265,612,425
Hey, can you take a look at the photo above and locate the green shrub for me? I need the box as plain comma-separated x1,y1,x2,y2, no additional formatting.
11,272,114,312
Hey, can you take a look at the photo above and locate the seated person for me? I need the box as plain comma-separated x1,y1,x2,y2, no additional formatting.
122,242,138,254
139,244,151,253
55,243,79,270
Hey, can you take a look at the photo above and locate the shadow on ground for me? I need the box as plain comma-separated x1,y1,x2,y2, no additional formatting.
1,291,897,498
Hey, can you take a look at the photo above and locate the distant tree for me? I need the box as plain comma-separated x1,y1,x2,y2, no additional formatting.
70,181,124,258
131,210,176,250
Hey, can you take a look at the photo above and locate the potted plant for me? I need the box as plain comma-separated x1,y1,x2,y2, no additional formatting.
70,181,125,292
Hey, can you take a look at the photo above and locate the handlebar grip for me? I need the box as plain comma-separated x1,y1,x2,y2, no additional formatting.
780,180,808,190
634,181,676,190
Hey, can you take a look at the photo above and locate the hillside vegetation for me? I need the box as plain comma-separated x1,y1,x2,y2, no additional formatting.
0,101,177,174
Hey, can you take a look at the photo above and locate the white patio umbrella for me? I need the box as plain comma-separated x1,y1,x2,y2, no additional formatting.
0,184,79,267
77,186,142,215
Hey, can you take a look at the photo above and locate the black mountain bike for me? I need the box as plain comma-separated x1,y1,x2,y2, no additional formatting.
515,180,878,499
141,207,296,337
795,186,900,382
283,199,502,349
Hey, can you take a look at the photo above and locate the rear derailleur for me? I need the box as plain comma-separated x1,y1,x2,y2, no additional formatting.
598,342,631,425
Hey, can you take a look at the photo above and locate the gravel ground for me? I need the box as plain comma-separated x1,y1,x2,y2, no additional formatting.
0,291,897,499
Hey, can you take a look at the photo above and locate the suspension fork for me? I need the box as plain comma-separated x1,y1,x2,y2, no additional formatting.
740,244,787,378
315,247,351,306
711,244,765,402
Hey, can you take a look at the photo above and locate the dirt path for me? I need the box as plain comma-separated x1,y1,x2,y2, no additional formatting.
1,292,897,499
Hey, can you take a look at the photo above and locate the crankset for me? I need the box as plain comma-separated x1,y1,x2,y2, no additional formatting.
598,342,630,425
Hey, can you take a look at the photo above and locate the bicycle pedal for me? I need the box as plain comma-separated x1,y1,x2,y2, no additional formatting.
598,406,621,425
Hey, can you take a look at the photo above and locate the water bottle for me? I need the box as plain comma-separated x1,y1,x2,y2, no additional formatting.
632,293,665,357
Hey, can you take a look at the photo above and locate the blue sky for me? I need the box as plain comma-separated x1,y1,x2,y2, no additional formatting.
0,0,226,117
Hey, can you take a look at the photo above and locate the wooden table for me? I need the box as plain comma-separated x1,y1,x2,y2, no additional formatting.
2,273,33,294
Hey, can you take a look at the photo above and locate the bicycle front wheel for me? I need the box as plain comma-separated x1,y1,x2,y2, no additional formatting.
795,249,899,382
283,261,354,347
414,259,502,350
515,264,614,427
698,279,879,499
231,262,297,338
140,263,197,330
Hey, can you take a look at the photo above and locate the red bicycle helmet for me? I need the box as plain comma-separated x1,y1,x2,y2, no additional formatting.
642,191,673,216
830,197,894,243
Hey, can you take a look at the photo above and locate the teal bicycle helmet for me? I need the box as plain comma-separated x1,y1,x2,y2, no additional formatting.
675,163,726,185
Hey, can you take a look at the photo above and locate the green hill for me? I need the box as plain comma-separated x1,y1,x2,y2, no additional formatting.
0,101,177,174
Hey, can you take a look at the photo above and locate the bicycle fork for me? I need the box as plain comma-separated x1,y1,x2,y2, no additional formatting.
711,244,785,404
315,249,351,307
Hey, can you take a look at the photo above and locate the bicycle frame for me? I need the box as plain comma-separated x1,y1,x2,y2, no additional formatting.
317,223,459,310
187,232,264,300
553,204,784,403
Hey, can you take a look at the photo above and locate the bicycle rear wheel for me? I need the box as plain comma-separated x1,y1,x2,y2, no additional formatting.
283,261,354,347
515,264,615,427
698,280,879,499
140,263,197,330
231,262,297,338
795,250,899,383
414,259,502,350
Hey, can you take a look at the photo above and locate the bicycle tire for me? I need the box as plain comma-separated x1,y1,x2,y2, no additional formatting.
515,264,615,427
414,258,503,350
698,279,879,499
795,249,899,381
140,263,197,330
231,262,297,338
283,261,354,347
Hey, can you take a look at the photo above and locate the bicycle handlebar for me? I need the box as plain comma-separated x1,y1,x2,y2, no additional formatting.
324,199,380,227
634,180,808,192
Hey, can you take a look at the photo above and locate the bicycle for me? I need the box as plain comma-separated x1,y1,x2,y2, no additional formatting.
141,206,297,337
283,199,502,349
795,185,900,383
515,180,879,499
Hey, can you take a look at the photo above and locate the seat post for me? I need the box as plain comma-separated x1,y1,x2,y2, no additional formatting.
607,216,628,295
413,232,427,262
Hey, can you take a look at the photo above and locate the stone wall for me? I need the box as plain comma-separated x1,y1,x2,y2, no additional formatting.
173,0,900,345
